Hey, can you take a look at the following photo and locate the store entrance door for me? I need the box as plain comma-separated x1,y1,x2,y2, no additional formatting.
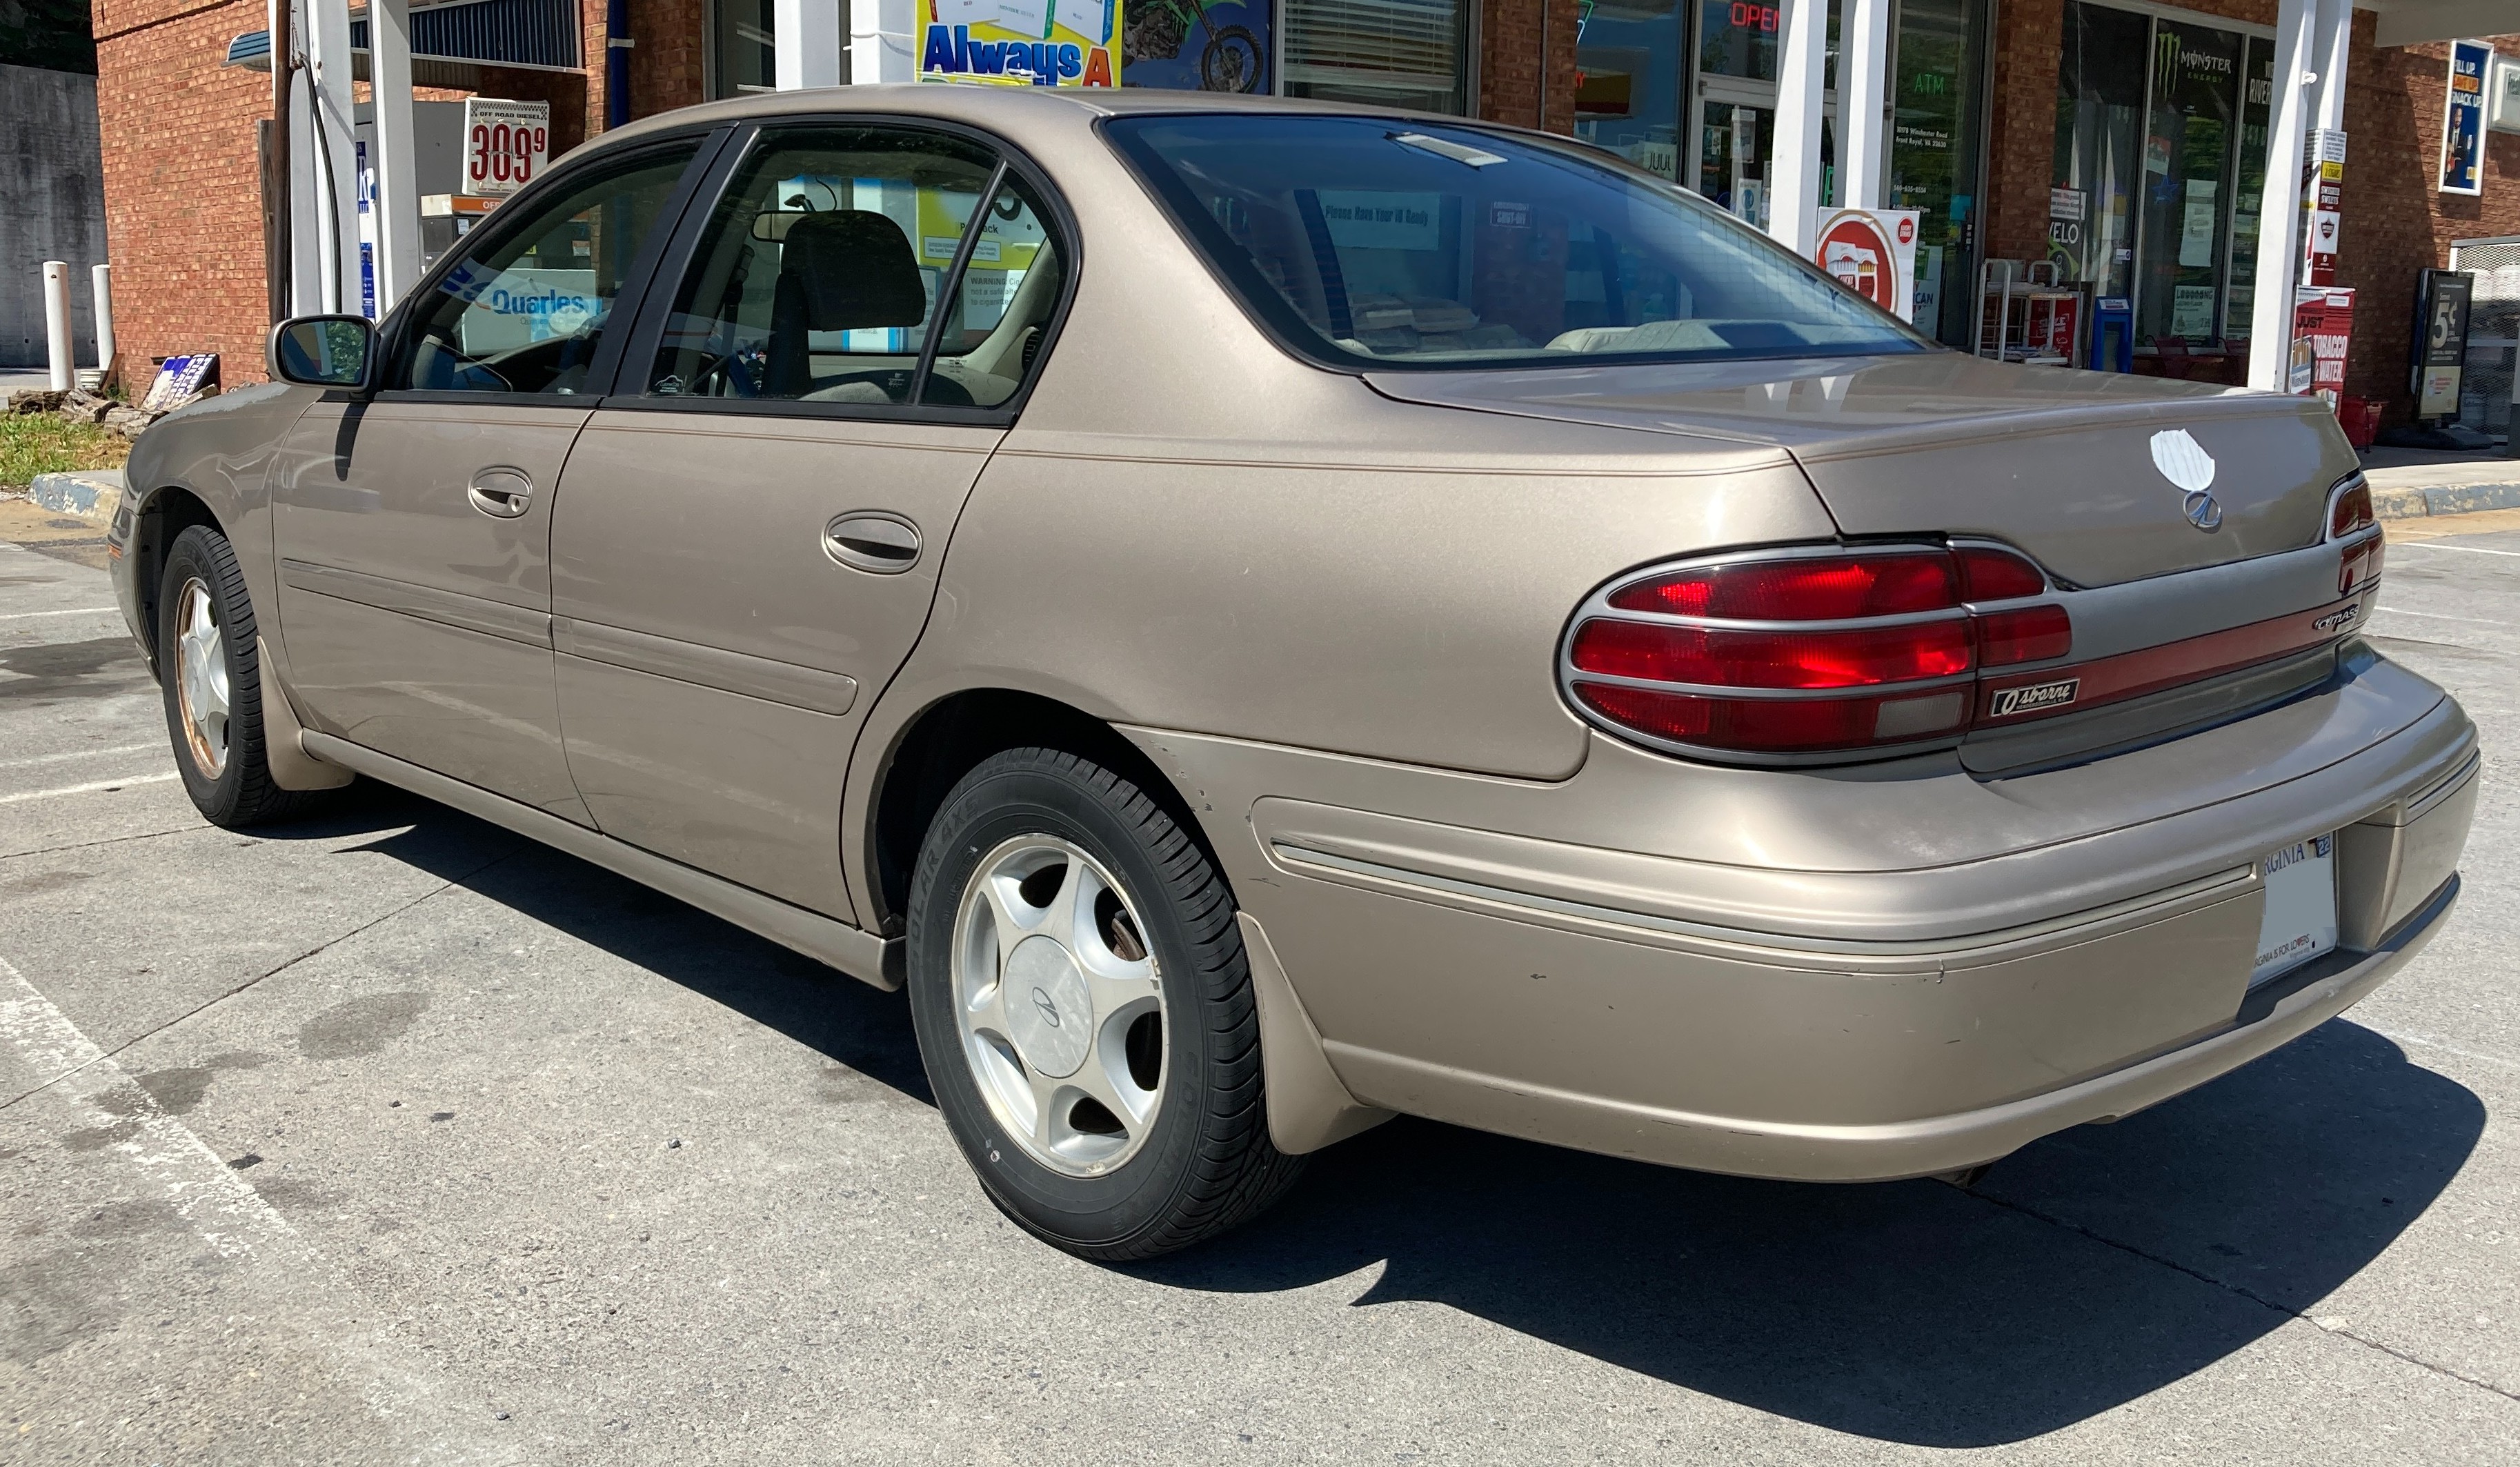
1689,79,1835,230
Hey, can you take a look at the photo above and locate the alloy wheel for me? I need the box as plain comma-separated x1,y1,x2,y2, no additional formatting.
172,576,230,778
951,835,1166,1176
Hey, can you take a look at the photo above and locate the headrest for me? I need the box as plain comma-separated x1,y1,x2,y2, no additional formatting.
777,210,927,331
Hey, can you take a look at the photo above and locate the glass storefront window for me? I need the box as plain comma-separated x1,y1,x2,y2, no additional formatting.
1576,0,1685,180
2223,37,2273,342
2135,20,2242,344
710,0,779,98
1282,0,1470,113
2054,1,2272,357
2051,1,2147,301
1700,0,1783,81
1888,0,1985,347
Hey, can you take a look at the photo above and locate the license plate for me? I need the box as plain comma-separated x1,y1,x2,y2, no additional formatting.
2252,833,2338,986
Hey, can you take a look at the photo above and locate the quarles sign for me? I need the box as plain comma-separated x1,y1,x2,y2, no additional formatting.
920,0,1122,87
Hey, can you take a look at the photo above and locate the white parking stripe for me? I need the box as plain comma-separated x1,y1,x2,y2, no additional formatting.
0,606,119,620
2391,539,2520,557
0,771,181,804
2377,606,2500,626
0,742,159,770
0,956,495,1454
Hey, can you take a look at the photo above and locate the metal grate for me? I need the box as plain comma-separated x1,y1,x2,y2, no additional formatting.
2449,236,2520,436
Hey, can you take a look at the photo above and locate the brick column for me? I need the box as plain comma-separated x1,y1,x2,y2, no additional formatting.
1480,0,1582,132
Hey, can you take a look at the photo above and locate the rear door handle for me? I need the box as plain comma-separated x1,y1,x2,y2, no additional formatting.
467,467,533,519
822,512,921,573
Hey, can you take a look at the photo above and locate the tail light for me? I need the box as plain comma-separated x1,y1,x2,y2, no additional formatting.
1564,545,2069,757
2328,475,2383,595
2329,480,2374,539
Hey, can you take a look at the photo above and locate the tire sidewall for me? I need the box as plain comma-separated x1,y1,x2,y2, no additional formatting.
157,527,254,819
908,757,1224,1249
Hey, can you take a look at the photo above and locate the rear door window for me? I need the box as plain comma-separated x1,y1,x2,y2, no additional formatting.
644,126,1064,410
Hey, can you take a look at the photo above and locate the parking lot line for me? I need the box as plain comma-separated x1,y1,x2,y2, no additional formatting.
0,742,159,770
0,770,181,804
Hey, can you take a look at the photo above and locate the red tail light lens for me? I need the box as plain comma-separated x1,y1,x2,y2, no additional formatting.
1956,546,2047,601
1572,684,1971,752
1568,545,2074,757
1975,605,2074,666
2330,482,2374,539
1569,618,1973,688
2339,537,2384,595
1606,553,1957,619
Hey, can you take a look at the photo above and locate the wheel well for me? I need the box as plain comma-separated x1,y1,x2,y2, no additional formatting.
129,486,220,668
866,690,1210,936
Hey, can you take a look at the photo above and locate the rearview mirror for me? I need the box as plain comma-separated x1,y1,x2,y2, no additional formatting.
271,315,375,389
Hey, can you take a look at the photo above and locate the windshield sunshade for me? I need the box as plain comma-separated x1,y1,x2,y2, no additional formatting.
1104,114,1933,372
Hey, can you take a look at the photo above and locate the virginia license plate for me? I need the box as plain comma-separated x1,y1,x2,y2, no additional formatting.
2252,833,2338,986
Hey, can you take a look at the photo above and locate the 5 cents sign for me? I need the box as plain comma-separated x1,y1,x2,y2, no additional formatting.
462,98,551,198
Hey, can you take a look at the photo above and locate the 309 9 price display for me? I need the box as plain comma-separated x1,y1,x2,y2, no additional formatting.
460,98,552,198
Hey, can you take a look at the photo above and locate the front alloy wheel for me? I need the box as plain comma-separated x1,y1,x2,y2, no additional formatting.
171,575,230,779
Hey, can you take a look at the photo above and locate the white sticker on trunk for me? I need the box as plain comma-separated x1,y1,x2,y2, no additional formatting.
1989,678,2081,717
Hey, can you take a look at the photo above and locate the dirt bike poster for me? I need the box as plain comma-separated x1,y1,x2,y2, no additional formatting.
1121,0,1270,94
920,0,1124,86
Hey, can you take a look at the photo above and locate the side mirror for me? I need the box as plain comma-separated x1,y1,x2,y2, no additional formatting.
270,315,375,389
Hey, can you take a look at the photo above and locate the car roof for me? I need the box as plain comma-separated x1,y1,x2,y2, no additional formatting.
584,83,1491,157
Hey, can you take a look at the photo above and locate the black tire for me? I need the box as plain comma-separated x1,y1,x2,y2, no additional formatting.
906,747,1304,1259
156,523,326,828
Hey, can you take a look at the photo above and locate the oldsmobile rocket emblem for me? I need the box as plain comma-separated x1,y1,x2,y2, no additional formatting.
2150,428,2223,531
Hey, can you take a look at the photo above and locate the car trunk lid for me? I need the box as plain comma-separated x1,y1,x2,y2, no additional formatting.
1365,351,2359,590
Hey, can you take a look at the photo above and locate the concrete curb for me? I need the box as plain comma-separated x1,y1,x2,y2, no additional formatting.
2371,479,2520,521
27,469,124,526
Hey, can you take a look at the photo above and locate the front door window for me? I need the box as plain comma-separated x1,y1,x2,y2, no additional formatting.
393,146,700,395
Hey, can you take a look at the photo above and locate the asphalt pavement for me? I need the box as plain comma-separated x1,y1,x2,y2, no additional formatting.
2,504,2516,1465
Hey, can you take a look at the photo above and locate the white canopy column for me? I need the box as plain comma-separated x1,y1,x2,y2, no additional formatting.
1837,0,1892,212
290,0,361,316
368,0,420,313
1767,0,1828,254
2312,0,2352,132
775,0,846,88
2244,0,2316,392
850,0,917,83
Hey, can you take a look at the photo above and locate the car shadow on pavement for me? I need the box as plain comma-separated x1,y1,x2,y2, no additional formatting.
1140,1019,2481,1447
250,782,934,1104
256,786,2481,1447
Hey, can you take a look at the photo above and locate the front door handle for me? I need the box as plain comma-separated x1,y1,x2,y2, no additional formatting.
467,467,533,519
822,512,920,574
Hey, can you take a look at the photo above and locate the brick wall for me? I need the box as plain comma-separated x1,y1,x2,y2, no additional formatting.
91,0,274,384
1478,0,1581,133
631,0,709,119
1983,0,2061,264
2337,22,2520,423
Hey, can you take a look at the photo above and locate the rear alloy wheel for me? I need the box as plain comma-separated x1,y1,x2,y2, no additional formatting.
157,523,324,828
907,748,1304,1259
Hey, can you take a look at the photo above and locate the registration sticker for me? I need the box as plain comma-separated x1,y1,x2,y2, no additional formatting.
2252,833,2338,985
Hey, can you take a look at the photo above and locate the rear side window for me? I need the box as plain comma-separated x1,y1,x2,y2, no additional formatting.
1104,114,1930,371
644,126,1064,410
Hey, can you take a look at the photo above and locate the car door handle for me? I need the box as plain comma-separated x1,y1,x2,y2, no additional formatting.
822,512,920,574
467,468,533,519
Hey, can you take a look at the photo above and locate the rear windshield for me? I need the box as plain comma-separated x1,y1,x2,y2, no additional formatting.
1104,114,1932,372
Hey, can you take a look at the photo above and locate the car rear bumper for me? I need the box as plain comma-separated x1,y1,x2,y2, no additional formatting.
1304,875,2458,1181
1133,652,2479,1181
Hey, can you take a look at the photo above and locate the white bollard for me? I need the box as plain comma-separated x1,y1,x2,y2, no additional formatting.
42,261,75,392
90,263,115,379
